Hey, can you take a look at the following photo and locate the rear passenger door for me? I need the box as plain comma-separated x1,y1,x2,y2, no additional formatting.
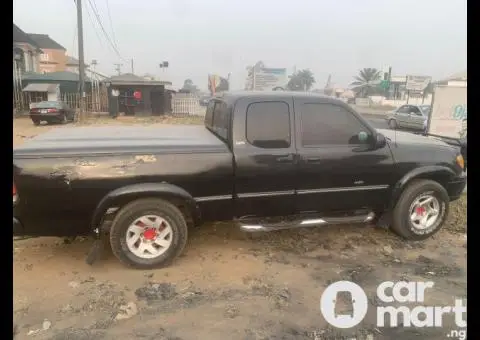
293,98,394,214
232,97,297,218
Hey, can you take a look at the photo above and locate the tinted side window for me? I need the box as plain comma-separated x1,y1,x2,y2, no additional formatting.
300,103,370,146
246,101,291,149
212,101,229,140
204,100,215,129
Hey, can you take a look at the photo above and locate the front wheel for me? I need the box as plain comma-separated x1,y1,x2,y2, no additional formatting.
109,198,188,269
391,179,449,240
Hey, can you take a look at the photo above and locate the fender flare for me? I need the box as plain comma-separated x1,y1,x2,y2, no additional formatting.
390,165,456,208
90,183,200,229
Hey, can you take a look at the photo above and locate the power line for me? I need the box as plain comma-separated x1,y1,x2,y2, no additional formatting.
84,0,105,52
86,0,126,62
104,0,119,50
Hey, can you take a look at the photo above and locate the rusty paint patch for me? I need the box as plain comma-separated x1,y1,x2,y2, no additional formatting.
74,159,97,167
135,155,157,163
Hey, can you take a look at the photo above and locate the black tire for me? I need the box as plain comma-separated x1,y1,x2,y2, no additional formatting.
32,120,40,126
388,119,397,129
109,198,188,269
391,179,449,240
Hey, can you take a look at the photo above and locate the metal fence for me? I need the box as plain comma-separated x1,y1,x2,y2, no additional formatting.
171,93,206,116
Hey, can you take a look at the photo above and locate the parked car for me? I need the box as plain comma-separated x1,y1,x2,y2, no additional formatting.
13,92,466,269
385,104,430,131
29,101,75,125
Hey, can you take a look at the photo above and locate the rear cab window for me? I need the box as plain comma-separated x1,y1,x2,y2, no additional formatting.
205,99,230,142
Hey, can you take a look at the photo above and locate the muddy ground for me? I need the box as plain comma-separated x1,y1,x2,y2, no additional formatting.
13,117,467,340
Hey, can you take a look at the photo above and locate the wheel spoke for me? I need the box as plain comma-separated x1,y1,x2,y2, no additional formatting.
143,243,158,254
127,234,141,248
420,197,433,206
420,214,429,227
157,227,172,240
154,238,171,248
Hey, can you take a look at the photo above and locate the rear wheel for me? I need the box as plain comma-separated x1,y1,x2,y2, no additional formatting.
391,179,449,240
32,119,40,126
109,198,188,269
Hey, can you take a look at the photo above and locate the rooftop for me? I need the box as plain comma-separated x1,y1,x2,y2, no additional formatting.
22,71,92,82
13,23,42,50
27,33,66,50
106,73,172,86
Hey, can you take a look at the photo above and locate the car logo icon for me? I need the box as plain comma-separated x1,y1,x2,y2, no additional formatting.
320,281,368,329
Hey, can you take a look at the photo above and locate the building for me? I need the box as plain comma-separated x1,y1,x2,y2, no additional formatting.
437,70,467,87
13,23,42,73
104,73,173,116
27,33,67,73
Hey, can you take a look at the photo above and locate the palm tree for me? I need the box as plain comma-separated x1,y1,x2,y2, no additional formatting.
350,68,382,98
287,69,316,91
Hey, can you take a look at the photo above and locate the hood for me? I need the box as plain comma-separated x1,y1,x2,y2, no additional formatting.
377,129,455,149
13,125,228,157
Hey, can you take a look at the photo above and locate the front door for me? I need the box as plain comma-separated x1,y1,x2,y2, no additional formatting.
395,105,411,128
409,106,425,130
232,97,297,218
293,98,394,214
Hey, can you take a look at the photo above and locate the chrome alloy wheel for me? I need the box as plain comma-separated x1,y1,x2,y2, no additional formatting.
409,194,441,230
125,215,173,259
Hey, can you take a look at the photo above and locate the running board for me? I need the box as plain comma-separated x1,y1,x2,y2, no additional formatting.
238,212,375,232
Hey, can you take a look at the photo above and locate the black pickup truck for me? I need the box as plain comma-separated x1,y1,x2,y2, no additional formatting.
13,92,467,269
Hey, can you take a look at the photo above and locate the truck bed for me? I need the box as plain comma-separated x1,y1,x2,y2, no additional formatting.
13,125,229,158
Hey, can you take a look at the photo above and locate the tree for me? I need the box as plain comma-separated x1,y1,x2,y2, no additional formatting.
287,69,316,91
180,79,199,93
350,68,382,98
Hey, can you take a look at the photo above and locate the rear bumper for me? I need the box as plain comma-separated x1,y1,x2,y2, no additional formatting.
30,114,62,120
13,217,23,235
447,172,467,201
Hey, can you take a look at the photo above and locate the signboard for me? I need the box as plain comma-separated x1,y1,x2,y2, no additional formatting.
208,74,229,95
405,75,432,92
253,68,288,91
427,85,467,138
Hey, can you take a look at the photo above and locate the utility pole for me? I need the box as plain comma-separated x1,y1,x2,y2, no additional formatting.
76,0,86,122
114,63,122,75
130,59,134,74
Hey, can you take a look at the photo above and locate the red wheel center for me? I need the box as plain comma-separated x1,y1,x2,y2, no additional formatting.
416,207,426,215
143,228,157,240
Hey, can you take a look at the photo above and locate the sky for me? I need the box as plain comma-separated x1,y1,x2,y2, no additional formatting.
13,0,467,91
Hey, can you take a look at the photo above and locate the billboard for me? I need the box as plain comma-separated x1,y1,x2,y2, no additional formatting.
208,74,229,95
253,68,288,91
427,85,467,138
405,75,432,92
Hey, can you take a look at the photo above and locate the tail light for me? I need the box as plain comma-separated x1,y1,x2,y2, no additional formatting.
47,108,58,113
13,181,18,204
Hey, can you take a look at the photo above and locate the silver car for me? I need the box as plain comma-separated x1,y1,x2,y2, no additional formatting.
385,104,430,131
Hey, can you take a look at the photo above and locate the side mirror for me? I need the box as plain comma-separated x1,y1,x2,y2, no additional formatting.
375,133,387,149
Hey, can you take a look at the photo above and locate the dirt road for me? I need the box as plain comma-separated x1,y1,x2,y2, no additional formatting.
13,117,467,340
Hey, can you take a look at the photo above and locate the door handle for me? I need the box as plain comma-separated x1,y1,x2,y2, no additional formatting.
305,157,321,162
276,154,294,162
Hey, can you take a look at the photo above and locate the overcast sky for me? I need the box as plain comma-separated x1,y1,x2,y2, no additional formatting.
14,0,466,90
